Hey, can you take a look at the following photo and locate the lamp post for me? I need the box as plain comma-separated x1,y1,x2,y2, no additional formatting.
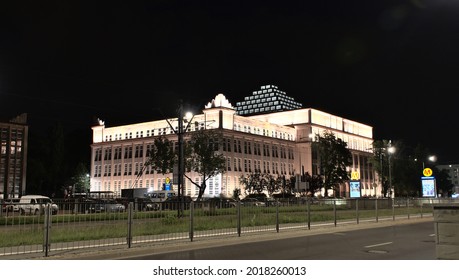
388,144,395,198
166,100,194,217
297,133,314,193
387,142,395,219
387,143,395,198
177,103,184,217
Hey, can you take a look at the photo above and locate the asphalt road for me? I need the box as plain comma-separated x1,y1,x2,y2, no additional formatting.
122,220,436,260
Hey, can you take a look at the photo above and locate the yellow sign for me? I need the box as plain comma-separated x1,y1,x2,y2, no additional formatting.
423,168,433,177
165,177,170,184
351,171,360,180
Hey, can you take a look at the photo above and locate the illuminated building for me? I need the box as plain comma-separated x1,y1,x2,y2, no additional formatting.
0,114,28,199
235,85,303,116
90,90,378,198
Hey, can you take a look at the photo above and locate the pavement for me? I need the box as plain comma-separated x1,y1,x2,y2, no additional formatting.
5,216,434,260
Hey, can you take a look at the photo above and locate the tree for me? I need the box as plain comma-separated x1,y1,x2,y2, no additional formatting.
435,168,454,197
184,129,226,201
264,174,281,196
146,136,176,175
304,172,324,196
239,172,265,194
146,130,226,202
279,175,296,195
69,162,90,194
314,130,352,197
370,139,410,197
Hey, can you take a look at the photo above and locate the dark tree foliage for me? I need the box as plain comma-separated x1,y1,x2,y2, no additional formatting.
314,130,352,197
304,172,324,195
147,136,176,175
26,123,90,197
185,129,226,201
146,129,226,201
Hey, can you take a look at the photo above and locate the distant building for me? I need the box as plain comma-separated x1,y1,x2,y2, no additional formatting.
0,114,28,199
235,85,303,116
90,91,378,199
436,164,459,196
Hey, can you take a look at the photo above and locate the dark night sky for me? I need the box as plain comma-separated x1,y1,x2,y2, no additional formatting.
1,0,459,163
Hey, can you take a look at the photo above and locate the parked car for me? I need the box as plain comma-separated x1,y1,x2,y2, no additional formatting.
145,201,160,211
19,195,59,215
199,197,243,208
241,197,266,207
87,199,106,213
101,199,126,212
2,198,20,212
265,197,281,207
201,197,225,208
162,195,193,210
225,198,242,208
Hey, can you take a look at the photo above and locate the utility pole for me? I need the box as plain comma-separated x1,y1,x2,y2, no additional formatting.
177,101,184,217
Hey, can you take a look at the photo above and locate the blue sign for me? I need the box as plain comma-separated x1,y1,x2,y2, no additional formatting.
421,176,436,197
350,180,361,198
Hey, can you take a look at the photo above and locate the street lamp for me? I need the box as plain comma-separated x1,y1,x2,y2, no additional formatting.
297,133,314,193
388,144,395,198
165,100,194,217
415,155,437,170
387,142,395,220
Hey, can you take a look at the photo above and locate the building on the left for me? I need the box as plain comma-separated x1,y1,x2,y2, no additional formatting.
0,113,28,199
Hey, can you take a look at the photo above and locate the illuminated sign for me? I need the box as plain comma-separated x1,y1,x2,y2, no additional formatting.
350,180,361,198
421,176,436,198
351,171,360,180
423,168,433,177
164,177,171,191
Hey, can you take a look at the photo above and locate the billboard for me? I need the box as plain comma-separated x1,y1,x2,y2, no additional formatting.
421,176,436,197
349,180,361,198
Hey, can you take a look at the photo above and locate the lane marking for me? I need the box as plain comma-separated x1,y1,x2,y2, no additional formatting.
364,242,393,248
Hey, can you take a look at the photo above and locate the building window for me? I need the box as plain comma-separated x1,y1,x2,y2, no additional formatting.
135,145,143,158
124,146,132,159
104,148,112,161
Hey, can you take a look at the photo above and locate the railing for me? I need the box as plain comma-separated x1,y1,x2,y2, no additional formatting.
0,197,451,258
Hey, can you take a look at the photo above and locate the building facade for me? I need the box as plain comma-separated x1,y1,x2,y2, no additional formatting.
90,92,378,199
0,114,28,199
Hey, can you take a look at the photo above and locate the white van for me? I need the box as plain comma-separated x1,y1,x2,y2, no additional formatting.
143,190,176,211
19,195,59,215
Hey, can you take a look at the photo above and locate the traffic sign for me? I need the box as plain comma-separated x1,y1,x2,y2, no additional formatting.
423,168,433,177
351,171,360,180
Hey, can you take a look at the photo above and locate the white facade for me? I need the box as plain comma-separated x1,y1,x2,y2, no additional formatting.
90,94,379,198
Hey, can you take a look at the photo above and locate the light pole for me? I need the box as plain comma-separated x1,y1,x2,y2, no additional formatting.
387,142,395,219
388,144,395,198
165,100,194,217
177,103,184,217
416,155,437,170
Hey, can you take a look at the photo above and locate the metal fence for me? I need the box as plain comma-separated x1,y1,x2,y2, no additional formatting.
0,197,451,258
